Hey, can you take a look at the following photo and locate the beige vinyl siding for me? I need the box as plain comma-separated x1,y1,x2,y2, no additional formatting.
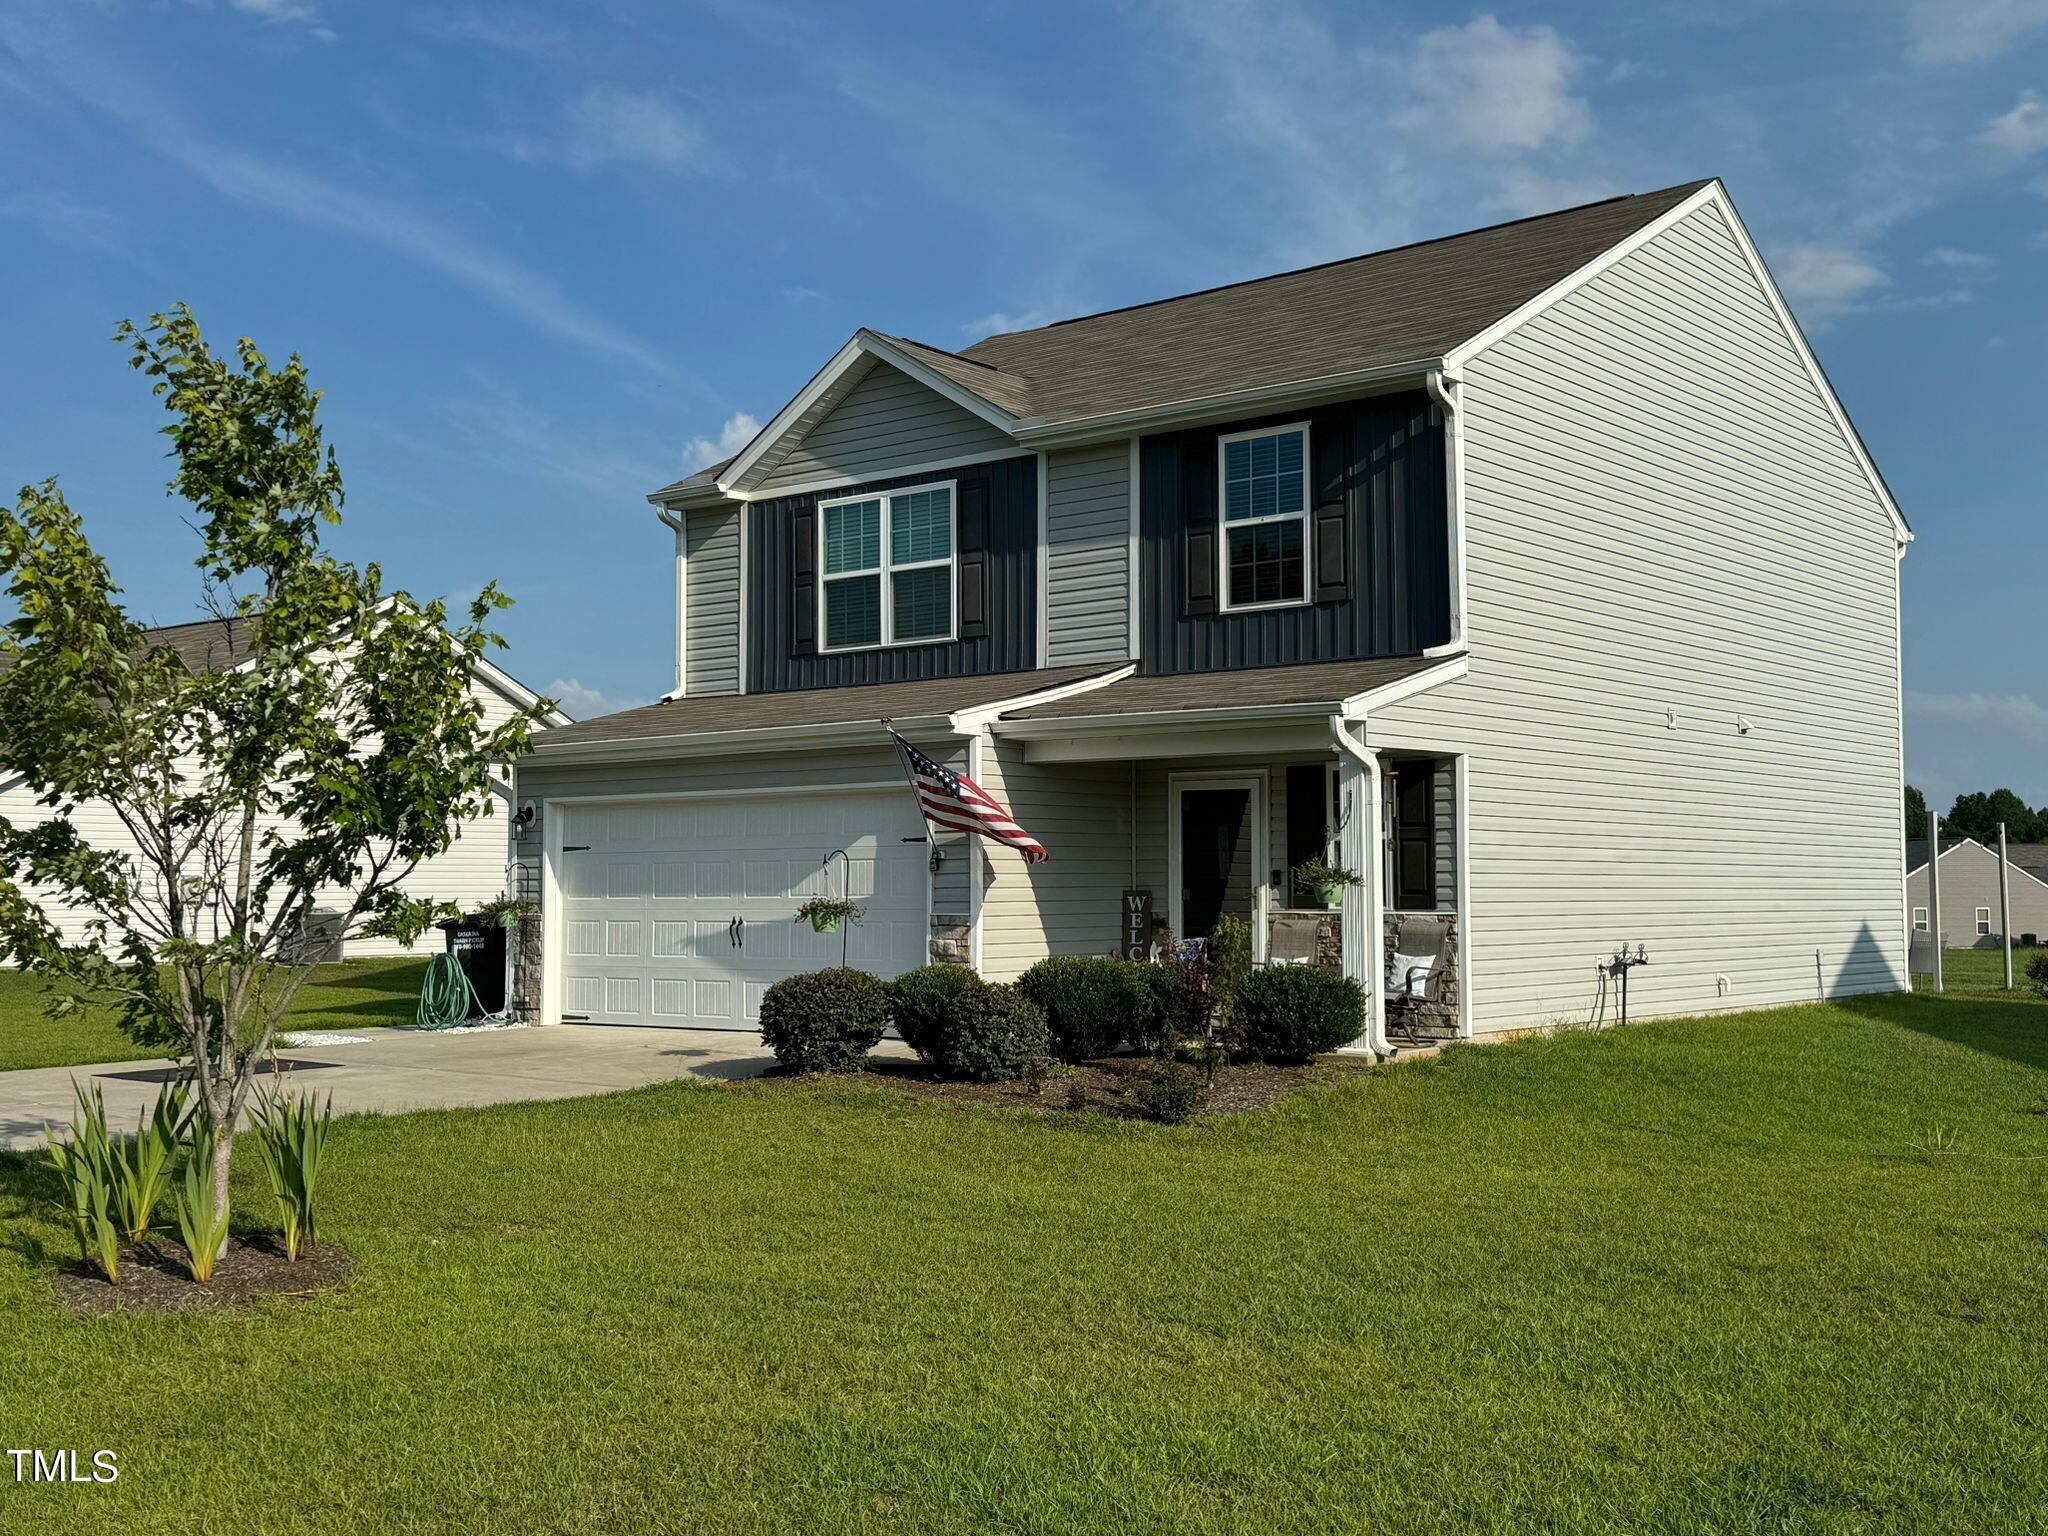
749,362,1015,496
1371,200,1906,1031
683,508,741,697
975,740,1132,979
1,678,528,961
1905,843,2048,949
1043,443,1132,664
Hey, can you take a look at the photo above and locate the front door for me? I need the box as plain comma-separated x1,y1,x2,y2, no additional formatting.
1175,784,1258,941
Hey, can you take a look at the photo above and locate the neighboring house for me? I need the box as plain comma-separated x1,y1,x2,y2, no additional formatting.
0,615,569,960
514,178,1911,1052
1905,839,2048,949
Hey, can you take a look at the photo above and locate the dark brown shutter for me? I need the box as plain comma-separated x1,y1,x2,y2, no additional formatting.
789,501,816,656
1311,417,1350,604
1393,764,1435,910
1183,435,1218,617
957,478,990,640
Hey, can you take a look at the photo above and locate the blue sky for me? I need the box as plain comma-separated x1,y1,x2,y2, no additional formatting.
1,0,2044,812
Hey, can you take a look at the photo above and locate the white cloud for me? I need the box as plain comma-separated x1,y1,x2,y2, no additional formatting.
685,412,760,472
0,188,122,252
541,678,653,721
554,87,700,171
963,309,1057,340
1400,15,1593,155
1978,91,2048,158
1773,242,1889,323
1908,690,2048,745
0,24,672,373
1922,246,1993,269
1483,169,1621,219
1903,0,2048,63
225,0,333,41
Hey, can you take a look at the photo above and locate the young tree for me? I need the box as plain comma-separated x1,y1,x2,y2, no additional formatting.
0,306,548,1211
1904,784,1928,842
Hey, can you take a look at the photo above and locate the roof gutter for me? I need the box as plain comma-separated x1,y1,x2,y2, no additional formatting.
526,712,963,767
1011,358,1442,449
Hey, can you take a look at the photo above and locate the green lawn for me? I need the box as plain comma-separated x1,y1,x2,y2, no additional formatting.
1,978,2043,1532
0,957,431,1072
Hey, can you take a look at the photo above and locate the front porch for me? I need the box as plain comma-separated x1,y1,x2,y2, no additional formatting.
978,687,1469,1054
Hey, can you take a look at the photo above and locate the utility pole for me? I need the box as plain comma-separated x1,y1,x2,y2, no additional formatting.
2000,821,2014,990
1929,811,1944,994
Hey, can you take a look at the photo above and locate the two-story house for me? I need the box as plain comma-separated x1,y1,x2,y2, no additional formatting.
515,178,1912,1052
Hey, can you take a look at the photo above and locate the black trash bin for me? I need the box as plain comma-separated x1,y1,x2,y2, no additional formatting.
440,918,508,1019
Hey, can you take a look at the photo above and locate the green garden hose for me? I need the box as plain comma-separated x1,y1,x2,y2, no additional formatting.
415,952,502,1030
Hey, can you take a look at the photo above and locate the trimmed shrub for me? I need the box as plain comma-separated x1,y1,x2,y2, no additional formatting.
934,982,1050,1083
1238,965,1367,1064
1127,1058,1206,1124
757,967,891,1073
1125,960,1195,1054
2027,950,2048,1000
1016,955,1149,1062
889,964,982,1062
1206,915,1253,1042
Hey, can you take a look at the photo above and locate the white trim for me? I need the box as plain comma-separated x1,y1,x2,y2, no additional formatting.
816,480,959,654
1339,654,1469,719
1012,360,1436,448
1329,719,1379,1053
1035,451,1050,669
1910,835,2048,896
736,503,750,696
1443,180,1910,546
968,733,987,973
1453,751,1474,1039
1125,435,1141,661
1165,770,1270,963
1975,906,1992,937
1912,906,1928,932
1216,421,1312,614
715,331,1020,494
729,445,1025,504
1422,370,1467,657
947,662,1135,734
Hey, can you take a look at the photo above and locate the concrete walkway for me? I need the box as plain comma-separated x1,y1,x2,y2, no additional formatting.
0,1023,860,1151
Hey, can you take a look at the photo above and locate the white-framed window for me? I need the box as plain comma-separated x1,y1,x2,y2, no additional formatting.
818,481,957,652
1217,422,1309,612
1976,907,1992,937
1913,907,1929,932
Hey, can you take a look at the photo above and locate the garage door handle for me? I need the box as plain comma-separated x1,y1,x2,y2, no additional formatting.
736,916,745,950
563,845,591,852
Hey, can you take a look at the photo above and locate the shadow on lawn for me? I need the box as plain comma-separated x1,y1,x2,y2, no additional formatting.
0,1149,63,1271
1833,988,2048,1074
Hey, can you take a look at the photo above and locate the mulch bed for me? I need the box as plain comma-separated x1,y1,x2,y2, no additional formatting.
52,1235,356,1318
802,1054,1368,1119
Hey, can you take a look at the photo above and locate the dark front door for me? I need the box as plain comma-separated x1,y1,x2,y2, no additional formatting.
1179,787,1254,940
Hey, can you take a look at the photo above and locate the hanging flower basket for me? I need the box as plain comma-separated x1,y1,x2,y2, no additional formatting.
796,896,862,934
1294,857,1361,910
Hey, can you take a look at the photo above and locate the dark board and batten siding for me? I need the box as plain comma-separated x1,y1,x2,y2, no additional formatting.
1138,391,1452,675
748,455,1039,693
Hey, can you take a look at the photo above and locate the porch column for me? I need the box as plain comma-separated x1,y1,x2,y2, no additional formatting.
1333,720,1384,1054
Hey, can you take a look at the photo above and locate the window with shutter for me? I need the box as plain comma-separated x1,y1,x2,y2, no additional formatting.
815,481,958,651
1216,423,1309,612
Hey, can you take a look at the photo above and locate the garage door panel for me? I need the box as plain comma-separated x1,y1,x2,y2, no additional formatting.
557,788,931,1030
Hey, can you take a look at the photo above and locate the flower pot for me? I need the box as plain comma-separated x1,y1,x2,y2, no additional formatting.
1317,882,1347,909
810,914,841,934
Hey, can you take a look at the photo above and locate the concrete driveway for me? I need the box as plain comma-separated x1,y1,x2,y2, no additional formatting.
0,1023,865,1152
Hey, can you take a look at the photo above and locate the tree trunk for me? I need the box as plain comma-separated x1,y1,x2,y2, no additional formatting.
209,1085,237,1216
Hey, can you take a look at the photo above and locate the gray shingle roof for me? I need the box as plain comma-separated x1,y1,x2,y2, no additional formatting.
0,616,262,678
958,181,1711,427
1001,655,1455,720
531,663,1128,751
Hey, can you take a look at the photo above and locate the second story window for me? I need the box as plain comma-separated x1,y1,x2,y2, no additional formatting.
820,482,956,651
1218,424,1309,611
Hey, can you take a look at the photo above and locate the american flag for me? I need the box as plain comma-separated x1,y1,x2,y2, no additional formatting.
888,727,1047,864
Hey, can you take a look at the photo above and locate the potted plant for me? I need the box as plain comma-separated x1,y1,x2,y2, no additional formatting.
796,895,863,934
1294,856,1360,909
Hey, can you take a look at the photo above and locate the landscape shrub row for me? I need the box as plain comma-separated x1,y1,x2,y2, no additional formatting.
757,932,1366,1091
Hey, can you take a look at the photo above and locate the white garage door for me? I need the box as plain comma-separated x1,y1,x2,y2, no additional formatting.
554,790,931,1030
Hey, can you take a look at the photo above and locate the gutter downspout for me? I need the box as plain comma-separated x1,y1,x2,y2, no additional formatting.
657,506,686,701
1422,369,1467,659
1330,713,1389,1057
